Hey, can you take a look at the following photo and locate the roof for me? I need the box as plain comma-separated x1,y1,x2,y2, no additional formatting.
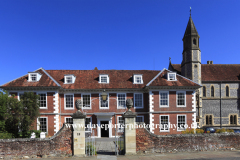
1,68,201,90
147,69,200,87
183,16,199,39
170,64,240,81
1,69,59,88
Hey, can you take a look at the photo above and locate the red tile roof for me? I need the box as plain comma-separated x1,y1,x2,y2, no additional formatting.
171,64,240,81
1,69,59,88
1,68,201,89
147,70,200,87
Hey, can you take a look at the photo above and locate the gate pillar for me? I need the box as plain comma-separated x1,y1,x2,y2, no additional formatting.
123,99,137,155
71,100,86,157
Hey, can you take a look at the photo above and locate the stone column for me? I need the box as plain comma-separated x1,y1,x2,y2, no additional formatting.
71,100,86,157
123,99,137,155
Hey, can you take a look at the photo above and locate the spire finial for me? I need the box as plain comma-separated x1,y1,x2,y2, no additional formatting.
169,57,171,63
190,6,191,16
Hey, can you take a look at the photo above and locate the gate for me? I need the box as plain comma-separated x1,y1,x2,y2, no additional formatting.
85,130,96,156
115,134,124,155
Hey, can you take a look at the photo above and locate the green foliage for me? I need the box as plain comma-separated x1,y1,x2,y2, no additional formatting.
0,91,40,138
31,129,41,138
86,143,97,155
0,132,12,139
181,128,204,134
216,128,233,133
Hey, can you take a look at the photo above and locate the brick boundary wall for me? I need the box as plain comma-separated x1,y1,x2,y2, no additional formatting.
136,128,240,153
0,124,72,158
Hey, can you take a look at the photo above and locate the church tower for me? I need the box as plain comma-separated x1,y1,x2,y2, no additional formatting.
181,12,201,85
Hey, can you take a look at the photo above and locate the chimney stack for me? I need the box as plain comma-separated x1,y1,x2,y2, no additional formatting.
207,61,213,64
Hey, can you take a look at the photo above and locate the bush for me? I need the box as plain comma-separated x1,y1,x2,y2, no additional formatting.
216,128,227,133
181,128,194,134
196,129,204,134
31,130,42,138
0,132,12,139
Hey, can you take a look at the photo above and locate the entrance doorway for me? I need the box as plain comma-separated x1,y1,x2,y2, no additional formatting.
101,121,109,137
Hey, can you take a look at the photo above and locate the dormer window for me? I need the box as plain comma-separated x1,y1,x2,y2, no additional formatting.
28,72,42,82
133,74,143,84
168,72,176,81
99,74,109,83
64,75,76,84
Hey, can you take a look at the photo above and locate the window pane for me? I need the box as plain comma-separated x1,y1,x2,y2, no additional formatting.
66,95,73,108
211,86,214,97
118,117,124,132
66,118,73,124
203,86,206,97
39,93,47,108
135,76,142,83
66,77,72,83
31,74,37,81
39,118,47,132
85,118,91,132
83,95,90,108
118,94,126,108
135,94,143,107
226,86,229,97
160,92,168,106
178,116,186,130
160,116,169,131
177,93,185,106
136,116,143,122
101,76,107,83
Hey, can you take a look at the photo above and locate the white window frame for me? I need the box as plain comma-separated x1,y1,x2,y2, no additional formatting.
64,94,74,110
37,117,48,133
82,93,91,109
99,74,109,83
133,74,143,84
117,93,126,109
177,115,186,131
99,93,109,109
160,115,170,132
28,72,42,82
85,117,92,133
176,91,186,107
136,116,144,123
117,116,124,132
37,92,47,109
167,72,177,81
134,93,143,109
65,117,73,124
159,91,169,107
64,75,76,84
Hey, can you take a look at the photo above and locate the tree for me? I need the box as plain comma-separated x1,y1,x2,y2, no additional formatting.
0,91,40,138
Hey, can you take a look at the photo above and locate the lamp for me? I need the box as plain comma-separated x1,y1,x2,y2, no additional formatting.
101,89,108,101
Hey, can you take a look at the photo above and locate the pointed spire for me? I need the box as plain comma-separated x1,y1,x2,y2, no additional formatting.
183,8,199,39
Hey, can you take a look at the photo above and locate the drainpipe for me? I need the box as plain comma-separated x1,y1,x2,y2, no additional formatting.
115,113,117,155
220,81,222,128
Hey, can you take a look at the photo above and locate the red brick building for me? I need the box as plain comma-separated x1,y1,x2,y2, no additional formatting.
0,68,201,136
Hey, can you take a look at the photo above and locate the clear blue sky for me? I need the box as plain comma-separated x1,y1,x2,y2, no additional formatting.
1,0,240,86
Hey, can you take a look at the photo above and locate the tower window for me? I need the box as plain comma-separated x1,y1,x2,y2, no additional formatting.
193,38,196,45
230,115,237,125
206,115,213,125
203,86,206,97
226,86,229,97
211,86,214,97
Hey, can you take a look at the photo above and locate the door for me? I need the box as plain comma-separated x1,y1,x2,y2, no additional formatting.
101,121,109,137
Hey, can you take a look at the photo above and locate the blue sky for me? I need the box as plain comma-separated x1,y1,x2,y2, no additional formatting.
1,0,240,86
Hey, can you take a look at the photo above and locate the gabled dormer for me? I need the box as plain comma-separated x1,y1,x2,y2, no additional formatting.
99,74,109,83
167,72,177,81
64,74,76,84
28,72,42,82
133,74,143,84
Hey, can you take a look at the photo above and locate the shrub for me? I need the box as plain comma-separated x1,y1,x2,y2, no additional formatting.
207,131,210,133
226,129,234,133
181,128,194,134
0,132,12,139
216,128,229,133
196,129,204,134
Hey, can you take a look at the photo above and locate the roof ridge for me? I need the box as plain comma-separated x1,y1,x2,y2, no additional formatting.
40,68,61,87
146,69,165,86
